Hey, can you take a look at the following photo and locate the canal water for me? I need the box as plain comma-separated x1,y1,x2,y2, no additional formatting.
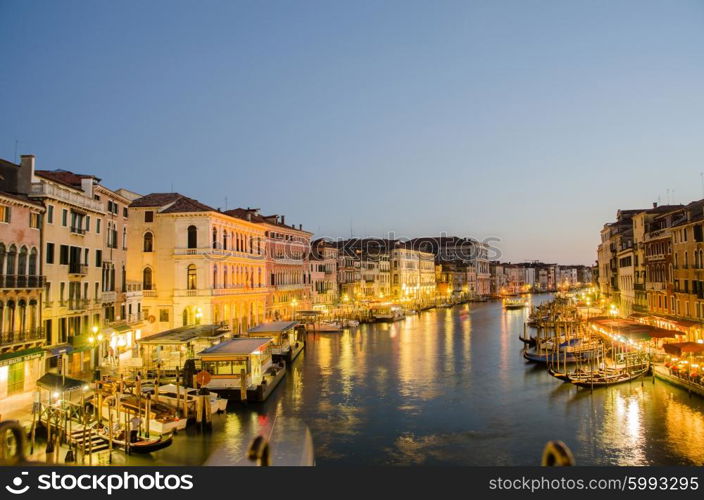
125,294,704,466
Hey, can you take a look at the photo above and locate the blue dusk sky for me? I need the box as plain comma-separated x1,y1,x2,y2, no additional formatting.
1,0,703,265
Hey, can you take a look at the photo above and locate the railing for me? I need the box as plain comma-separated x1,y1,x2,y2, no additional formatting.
646,282,664,291
100,291,117,303
143,289,157,297
173,248,265,259
69,263,88,275
0,328,45,346
70,226,86,235
634,283,645,291
30,182,104,212
0,275,46,289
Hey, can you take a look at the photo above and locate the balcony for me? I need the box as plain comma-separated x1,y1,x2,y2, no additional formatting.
69,263,88,275
30,182,104,212
70,226,86,235
0,275,46,289
0,328,45,347
101,291,117,303
646,283,664,291
68,299,89,311
173,248,265,260
634,283,645,291
142,289,157,298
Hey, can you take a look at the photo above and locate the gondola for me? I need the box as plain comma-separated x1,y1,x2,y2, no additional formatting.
523,350,589,364
518,334,536,347
569,365,649,387
99,429,174,454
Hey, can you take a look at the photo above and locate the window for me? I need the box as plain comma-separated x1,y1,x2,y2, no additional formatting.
29,212,40,229
143,232,154,252
85,216,90,232
187,225,197,248
123,207,128,218
143,267,153,290
59,245,69,265
46,243,55,264
62,209,68,226
47,205,54,223
122,227,127,249
95,250,102,267
97,218,101,234
145,211,154,223
28,248,37,275
0,205,11,223
187,264,197,290
159,309,169,322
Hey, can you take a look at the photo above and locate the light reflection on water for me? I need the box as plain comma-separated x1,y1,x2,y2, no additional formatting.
128,294,704,466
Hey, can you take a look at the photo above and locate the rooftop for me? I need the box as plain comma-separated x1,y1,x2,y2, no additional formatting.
138,324,229,344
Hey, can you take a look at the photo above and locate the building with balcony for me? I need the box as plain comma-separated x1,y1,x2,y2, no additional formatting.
0,183,45,399
225,208,313,321
309,239,338,306
129,194,269,337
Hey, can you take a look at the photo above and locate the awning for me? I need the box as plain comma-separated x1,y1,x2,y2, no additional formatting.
0,347,45,367
36,373,88,392
45,344,74,357
663,342,704,356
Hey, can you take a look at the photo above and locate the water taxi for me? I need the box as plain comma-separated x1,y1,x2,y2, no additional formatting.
197,338,286,402
503,297,527,309
370,304,405,322
247,321,304,363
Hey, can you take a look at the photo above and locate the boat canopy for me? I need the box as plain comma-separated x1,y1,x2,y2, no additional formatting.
139,324,230,345
248,321,299,334
589,318,678,340
199,338,272,356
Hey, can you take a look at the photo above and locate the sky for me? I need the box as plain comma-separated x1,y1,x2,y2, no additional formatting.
1,0,704,265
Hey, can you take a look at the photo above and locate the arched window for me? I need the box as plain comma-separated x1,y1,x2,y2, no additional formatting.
187,264,197,290
5,300,15,334
182,308,189,326
18,300,26,333
223,231,228,250
223,266,228,288
187,225,197,249
143,267,153,290
212,227,218,249
143,232,154,252
0,243,5,276
28,248,37,276
213,265,218,288
6,245,17,275
0,301,3,335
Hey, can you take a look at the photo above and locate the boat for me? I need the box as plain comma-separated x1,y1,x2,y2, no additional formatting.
197,338,287,402
314,321,344,332
370,305,405,322
96,393,188,434
503,298,527,310
97,426,174,454
523,349,591,364
143,383,228,414
518,334,536,347
247,321,305,362
569,365,649,387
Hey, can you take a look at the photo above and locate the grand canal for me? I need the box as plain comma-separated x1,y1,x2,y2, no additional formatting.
126,294,704,466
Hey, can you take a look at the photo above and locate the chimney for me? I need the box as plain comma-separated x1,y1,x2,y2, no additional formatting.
281,215,285,225
81,177,94,198
653,202,658,208
18,155,35,194
299,224,302,230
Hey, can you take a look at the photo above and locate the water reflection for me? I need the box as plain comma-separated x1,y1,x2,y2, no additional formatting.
129,295,704,465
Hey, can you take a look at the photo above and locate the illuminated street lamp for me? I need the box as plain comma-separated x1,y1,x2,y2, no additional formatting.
291,298,298,319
